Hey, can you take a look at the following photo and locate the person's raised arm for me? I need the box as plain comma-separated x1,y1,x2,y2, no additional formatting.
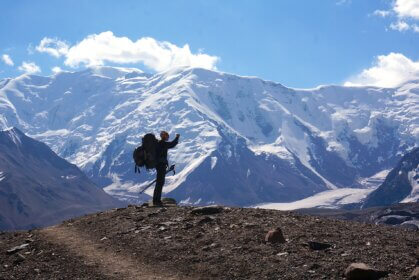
167,134,180,149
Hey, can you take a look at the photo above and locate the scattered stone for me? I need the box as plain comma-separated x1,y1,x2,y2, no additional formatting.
243,222,258,228
203,243,219,251
164,236,172,240
34,268,41,273
307,241,332,251
158,226,167,232
345,263,388,280
276,252,289,257
158,221,177,227
191,205,224,215
6,243,29,255
100,237,108,241
410,267,419,279
140,226,152,231
265,228,286,244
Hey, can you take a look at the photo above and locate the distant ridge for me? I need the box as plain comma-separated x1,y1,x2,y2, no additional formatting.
0,127,123,230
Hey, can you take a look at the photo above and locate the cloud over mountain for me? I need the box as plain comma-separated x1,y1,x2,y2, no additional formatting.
345,52,419,87
36,32,219,72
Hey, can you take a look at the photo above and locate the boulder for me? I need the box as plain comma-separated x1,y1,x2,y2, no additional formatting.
190,205,224,215
265,228,286,244
345,263,388,280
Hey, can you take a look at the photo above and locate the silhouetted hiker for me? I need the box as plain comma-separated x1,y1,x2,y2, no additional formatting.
153,131,180,206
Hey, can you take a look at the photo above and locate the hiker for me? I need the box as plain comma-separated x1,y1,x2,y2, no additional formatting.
153,131,180,206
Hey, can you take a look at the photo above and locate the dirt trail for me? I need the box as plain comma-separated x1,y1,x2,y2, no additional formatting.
41,225,185,280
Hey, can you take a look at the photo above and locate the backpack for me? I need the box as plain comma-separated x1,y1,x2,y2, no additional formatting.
133,133,158,173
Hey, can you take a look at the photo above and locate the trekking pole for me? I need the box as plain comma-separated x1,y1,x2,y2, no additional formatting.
138,164,176,194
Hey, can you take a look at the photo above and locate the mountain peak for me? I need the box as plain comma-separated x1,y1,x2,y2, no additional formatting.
83,65,144,79
0,127,25,146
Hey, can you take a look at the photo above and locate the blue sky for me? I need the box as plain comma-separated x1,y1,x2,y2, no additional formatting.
1,0,418,88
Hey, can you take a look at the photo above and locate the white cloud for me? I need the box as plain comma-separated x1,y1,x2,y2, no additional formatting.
1,54,14,66
394,0,419,20
36,31,219,72
344,53,419,88
373,10,391,17
390,20,411,31
51,66,62,74
18,61,41,74
36,37,69,58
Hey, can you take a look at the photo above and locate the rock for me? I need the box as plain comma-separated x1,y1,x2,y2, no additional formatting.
202,243,219,251
276,252,289,257
158,226,167,232
243,222,258,228
191,205,224,215
158,221,177,227
6,243,29,255
308,241,333,251
410,267,419,279
265,228,286,244
345,263,388,280
161,197,177,205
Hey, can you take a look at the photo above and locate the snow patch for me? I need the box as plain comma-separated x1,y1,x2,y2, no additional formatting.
210,156,217,170
401,167,419,203
255,188,375,210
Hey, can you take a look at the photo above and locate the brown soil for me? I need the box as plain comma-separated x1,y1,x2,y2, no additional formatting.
0,205,418,279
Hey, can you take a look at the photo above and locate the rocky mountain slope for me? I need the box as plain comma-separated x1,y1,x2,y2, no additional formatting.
0,127,123,231
0,204,418,279
363,147,419,208
0,66,418,206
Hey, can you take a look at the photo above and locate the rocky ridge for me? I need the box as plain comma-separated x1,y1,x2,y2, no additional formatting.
0,204,418,279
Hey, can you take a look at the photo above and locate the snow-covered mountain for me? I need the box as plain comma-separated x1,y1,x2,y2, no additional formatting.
0,66,418,206
363,147,419,208
0,127,123,230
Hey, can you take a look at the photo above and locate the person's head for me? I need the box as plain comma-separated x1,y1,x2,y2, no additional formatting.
160,131,169,141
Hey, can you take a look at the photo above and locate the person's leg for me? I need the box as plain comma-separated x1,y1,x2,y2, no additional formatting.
153,164,166,204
